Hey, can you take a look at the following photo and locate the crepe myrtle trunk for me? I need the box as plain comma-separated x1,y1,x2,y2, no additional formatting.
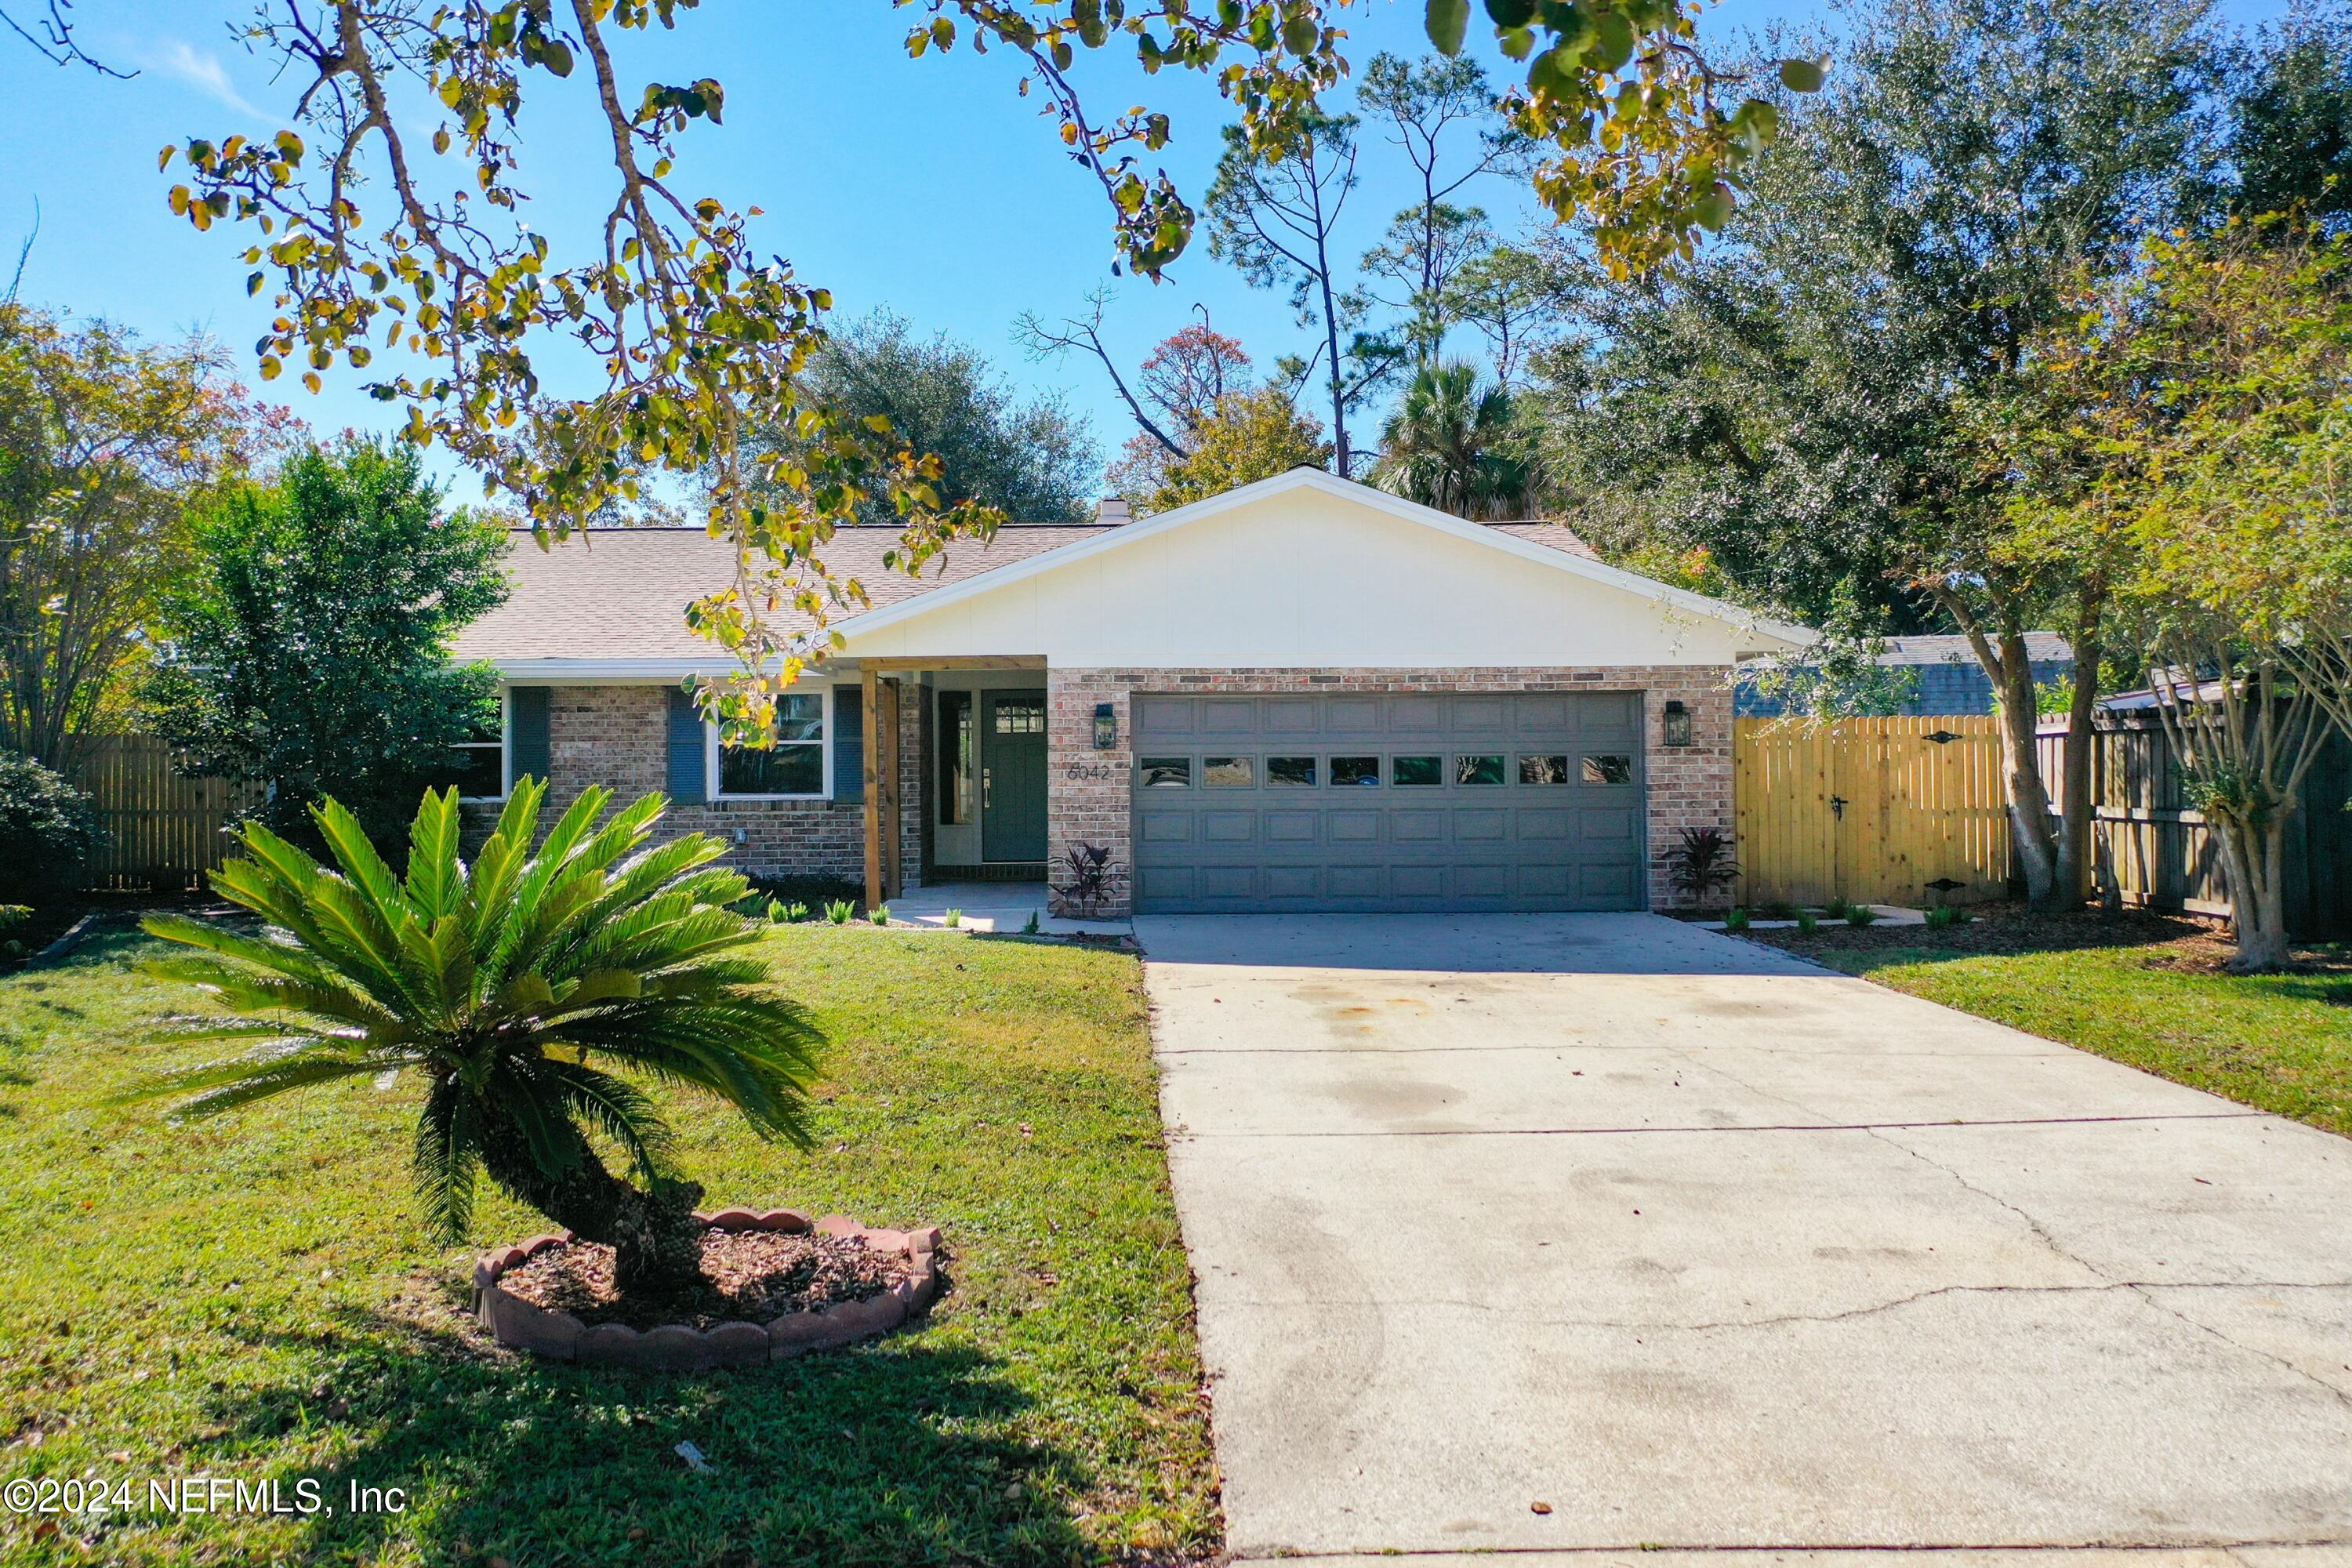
2209,808,2296,975
477,1117,706,1294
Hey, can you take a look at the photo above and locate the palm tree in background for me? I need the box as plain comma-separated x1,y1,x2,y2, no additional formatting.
1373,359,1532,520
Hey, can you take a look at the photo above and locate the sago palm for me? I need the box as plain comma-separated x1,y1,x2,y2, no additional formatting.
134,780,819,1294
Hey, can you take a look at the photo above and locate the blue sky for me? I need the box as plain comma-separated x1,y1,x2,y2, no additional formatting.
0,0,2291,500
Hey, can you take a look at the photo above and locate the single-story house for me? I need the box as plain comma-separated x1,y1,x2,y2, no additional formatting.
448,469,1809,916
1736,632,2074,717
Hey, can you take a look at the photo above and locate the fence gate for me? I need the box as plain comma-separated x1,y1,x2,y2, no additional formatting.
1735,716,2009,908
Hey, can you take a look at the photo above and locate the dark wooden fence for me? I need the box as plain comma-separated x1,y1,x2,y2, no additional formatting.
63,736,264,892
2036,716,2352,941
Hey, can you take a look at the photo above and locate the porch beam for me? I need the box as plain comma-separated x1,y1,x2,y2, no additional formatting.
862,666,882,909
855,655,1044,673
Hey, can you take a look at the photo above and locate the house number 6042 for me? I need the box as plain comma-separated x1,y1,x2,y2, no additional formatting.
1064,761,1116,782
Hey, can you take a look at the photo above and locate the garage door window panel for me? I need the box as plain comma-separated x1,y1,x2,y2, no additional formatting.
1330,755,1380,787
1519,753,1571,785
1392,754,1443,787
1267,756,1318,787
1203,756,1257,787
1454,754,1506,786
1139,757,1192,788
1582,753,1635,785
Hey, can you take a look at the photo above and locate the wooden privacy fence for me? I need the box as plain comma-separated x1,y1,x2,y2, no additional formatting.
2036,716,2352,940
64,736,263,891
1735,716,2010,908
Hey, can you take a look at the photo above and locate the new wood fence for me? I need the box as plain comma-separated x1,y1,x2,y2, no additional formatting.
1735,713,2352,938
64,736,263,892
1734,715,2011,907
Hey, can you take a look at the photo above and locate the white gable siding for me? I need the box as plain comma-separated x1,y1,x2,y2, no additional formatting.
841,485,1784,667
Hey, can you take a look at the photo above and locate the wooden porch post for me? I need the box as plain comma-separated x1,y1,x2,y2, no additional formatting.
879,676,902,899
862,666,883,909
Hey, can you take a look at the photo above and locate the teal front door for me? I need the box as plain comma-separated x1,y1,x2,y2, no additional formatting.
982,691,1048,862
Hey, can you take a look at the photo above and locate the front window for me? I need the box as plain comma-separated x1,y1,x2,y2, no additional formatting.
718,691,826,797
426,695,505,800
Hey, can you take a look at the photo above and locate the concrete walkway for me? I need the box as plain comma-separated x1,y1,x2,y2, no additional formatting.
1135,913,2352,1565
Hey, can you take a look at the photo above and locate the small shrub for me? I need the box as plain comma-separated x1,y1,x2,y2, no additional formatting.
1759,898,1796,920
825,899,855,925
1022,910,1040,935
0,752,100,904
1049,843,1124,920
0,905,31,936
1926,904,1972,930
782,902,810,924
1723,906,1751,932
1659,826,1740,907
870,904,891,927
1846,904,1880,927
943,908,962,927
1795,909,1819,934
1819,897,1849,921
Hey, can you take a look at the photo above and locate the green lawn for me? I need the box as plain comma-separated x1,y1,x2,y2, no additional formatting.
1757,913,2352,1137
0,921,1217,1566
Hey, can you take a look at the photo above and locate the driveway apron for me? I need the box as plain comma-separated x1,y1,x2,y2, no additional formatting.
1136,913,2352,1563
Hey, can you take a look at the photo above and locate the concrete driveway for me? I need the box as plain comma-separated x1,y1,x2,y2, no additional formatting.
1136,913,2352,1566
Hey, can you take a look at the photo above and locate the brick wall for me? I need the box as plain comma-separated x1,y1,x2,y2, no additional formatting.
1047,666,1734,916
466,684,924,888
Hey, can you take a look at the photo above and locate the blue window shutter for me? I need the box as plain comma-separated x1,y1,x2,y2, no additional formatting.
833,684,864,804
509,687,551,784
666,688,708,804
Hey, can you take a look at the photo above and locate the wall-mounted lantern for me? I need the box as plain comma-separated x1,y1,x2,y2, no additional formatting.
1094,702,1117,750
1662,699,1693,748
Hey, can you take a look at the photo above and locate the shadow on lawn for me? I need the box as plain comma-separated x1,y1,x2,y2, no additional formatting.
181,1290,1100,1568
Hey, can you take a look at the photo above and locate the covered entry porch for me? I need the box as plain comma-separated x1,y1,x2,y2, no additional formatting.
855,655,1051,909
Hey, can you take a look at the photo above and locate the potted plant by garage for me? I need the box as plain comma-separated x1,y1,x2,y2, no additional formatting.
131,782,940,1369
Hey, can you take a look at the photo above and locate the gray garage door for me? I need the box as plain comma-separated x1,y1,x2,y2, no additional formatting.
1130,691,1647,913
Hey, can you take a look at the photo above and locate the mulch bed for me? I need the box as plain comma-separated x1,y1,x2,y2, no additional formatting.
1745,904,2352,976
499,1226,910,1331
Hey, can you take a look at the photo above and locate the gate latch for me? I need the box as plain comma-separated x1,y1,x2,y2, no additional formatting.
1829,794,1849,820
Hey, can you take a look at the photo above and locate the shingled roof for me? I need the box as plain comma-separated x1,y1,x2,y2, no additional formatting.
451,516,1604,666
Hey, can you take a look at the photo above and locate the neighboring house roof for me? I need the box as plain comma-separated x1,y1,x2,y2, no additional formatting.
1868,633,2074,666
454,470,1803,674
1735,631,2077,718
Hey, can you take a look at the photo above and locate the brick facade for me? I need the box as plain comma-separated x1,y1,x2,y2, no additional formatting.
473,669,1734,916
1046,666,1734,916
468,684,924,888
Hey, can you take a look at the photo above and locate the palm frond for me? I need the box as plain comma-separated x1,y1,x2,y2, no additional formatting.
539,1059,674,1184
413,1076,484,1243
312,796,408,927
130,1048,403,1116
404,787,465,921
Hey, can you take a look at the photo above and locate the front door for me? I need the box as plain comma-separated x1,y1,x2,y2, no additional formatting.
982,691,1048,862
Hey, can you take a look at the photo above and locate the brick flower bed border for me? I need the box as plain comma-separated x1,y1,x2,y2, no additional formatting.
473,1207,942,1369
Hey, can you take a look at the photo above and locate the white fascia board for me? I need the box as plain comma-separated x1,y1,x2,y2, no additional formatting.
833,466,1817,651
